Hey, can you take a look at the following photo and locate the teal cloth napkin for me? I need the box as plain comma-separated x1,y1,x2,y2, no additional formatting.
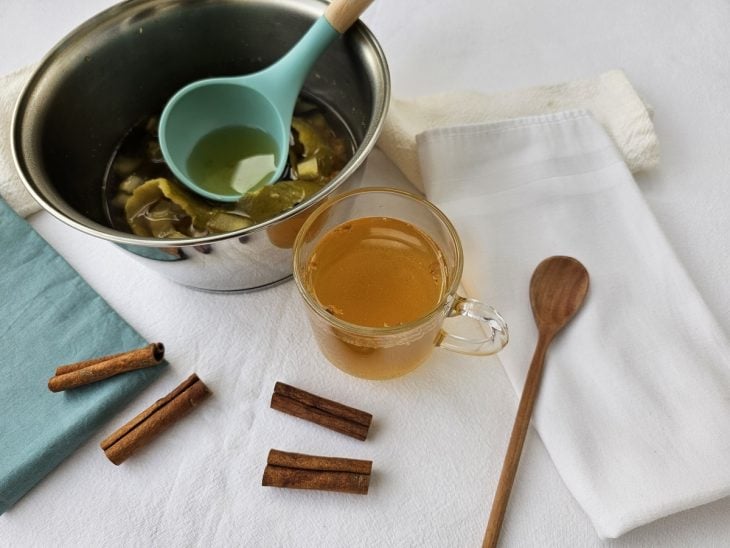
0,197,164,514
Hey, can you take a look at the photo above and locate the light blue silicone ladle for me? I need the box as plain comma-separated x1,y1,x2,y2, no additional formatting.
159,0,373,202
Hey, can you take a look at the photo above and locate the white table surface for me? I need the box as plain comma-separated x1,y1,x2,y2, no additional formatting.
3,1,730,547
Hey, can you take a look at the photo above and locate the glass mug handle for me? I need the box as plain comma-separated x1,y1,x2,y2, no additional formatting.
438,296,509,355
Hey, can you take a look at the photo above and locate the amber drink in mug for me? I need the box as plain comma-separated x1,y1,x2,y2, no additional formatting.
293,187,508,380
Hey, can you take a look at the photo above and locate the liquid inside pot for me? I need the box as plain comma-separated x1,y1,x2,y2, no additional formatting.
102,94,354,239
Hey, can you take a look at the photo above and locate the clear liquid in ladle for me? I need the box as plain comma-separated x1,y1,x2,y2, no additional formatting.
186,125,278,198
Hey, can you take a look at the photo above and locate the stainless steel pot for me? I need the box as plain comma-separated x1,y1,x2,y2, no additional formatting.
12,0,389,291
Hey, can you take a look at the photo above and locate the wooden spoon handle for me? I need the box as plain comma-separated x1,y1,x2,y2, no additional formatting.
325,0,374,33
483,332,553,548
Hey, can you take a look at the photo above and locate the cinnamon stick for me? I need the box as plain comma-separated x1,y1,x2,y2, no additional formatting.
55,348,135,376
48,343,165,392
270,382,372,440
100,373,210,465
262,449,372,494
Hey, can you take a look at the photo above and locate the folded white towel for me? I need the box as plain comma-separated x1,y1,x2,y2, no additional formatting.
0,65,37,217
380,69,659,190
416,111,730,538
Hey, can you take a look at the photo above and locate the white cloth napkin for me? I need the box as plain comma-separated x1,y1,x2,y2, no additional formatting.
380,69,659,190
416,111,730,538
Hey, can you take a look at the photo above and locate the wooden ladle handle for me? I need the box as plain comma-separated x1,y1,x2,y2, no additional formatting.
325,0,374,33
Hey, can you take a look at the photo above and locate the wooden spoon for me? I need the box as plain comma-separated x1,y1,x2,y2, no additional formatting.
483,256,589,548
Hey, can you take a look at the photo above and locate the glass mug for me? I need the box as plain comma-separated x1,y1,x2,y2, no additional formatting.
292,187,509,380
